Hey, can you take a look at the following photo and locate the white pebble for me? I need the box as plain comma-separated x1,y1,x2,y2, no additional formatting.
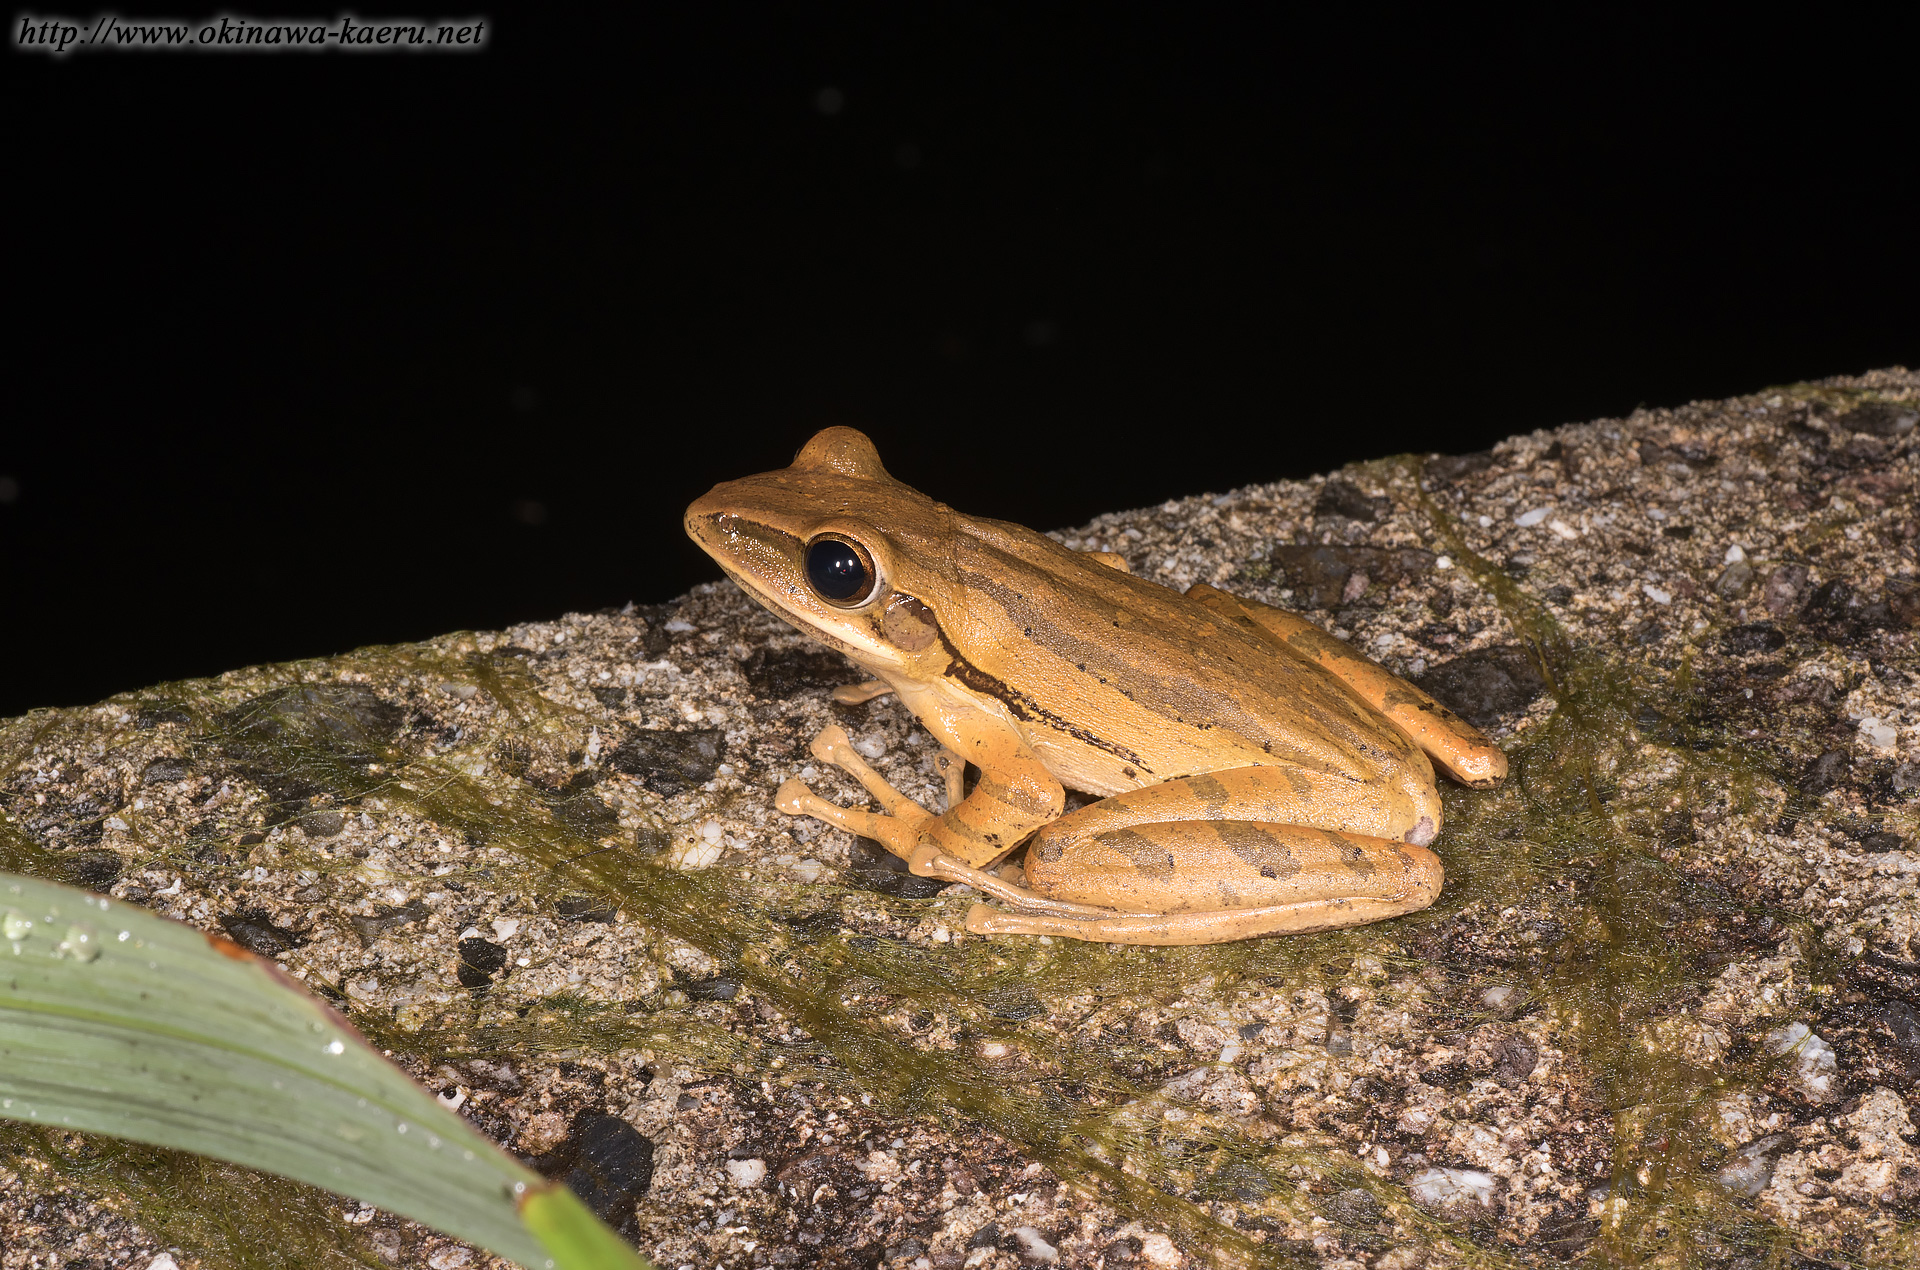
1766,1022,1837,1101
668,837,725,871
1642,583,1672,605
1476,515,1492,528
1006,1227,1058,1263
852,735,887,760
1725,543,1747,563
726,1157,768,1188
1859,718,1897,749
1137,1234,1182,1268
664,619,696,633
1548,519,1579,540
489,918,520,942
1515,507,1551,527
1407,1167,1498,1208
146,1258,182,1270
700,820,725,843
1434,556,1453,570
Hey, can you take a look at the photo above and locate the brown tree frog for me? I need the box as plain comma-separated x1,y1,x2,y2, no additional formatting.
684,428,1507,945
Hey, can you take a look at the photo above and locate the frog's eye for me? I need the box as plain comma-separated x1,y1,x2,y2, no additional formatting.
805,535,881,607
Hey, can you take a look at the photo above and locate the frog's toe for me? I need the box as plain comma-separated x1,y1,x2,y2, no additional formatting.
1405,815,1436,846
774,778,816,815
965,903,1006,935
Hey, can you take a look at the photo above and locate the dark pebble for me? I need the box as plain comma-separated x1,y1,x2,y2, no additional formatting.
1881,1001,1920,1058
968,1223,1003,1250
141,756,194,784
563,1112,656,1221
1660,524,1695,539
844,835,946,898
1859,831,1905,852
549,788,620,839
1723,622,1787,654
609,728,724,796
1267,545,1437,608
349,900,428,945
985,984,1042,1021
219,907,303,956
218,682,404,765
680,975,741,1002
558,896,618,923
297,810,347,838
65,850,122,890
1535,1214,1600,1259
1312,479,1382,523
1424,450,1495,485
590,685,628,709
133,707,192,730
1800,749,1850,794
1763,564,1810,617
458,936,509,988
1832,401,1919,437
1493,1034,1540,1085
1638,440,1717,470
1323,1187,1381,1227
1414,645,1549,730
1886,577,1920,628
740,646,858,697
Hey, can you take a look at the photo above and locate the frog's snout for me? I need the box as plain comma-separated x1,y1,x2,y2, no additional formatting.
1405,816,1436,847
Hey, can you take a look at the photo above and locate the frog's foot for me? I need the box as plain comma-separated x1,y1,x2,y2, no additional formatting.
831,679,894,706
772,725,938,859
904,842,1145,920
807,725,934,819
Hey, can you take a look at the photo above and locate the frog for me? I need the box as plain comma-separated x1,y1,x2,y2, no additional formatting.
683,427,1508,945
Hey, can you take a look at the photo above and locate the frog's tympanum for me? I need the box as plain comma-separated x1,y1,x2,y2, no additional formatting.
685,428,1508,945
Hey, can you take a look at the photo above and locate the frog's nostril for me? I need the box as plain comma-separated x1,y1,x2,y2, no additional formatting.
1405,816,1436,847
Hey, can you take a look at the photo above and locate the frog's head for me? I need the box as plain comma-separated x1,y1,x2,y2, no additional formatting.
684,427,955,672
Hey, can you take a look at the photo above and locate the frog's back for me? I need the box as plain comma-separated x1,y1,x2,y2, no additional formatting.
937,515,1431,800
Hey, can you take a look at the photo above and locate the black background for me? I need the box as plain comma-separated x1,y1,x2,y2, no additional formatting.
7,5,1916,718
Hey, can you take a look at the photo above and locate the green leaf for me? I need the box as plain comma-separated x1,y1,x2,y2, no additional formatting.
519,1184,658,1270
0,871,651,1270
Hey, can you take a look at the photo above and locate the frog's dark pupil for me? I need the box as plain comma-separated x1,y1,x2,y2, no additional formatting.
807,539,870,601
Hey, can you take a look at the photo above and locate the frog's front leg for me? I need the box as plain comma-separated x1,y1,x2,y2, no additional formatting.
775,717,1061,870
776,724,939,857
965,769,1442,946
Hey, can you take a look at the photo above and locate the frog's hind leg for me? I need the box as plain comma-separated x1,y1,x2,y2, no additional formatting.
774,724,936,858
1186,582,1509,788
969,818,1441,945
963,770,1444,945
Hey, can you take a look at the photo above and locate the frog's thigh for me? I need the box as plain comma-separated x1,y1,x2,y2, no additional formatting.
1024,815,1441,918
1186,583,1508,788
1032,764,1433,858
